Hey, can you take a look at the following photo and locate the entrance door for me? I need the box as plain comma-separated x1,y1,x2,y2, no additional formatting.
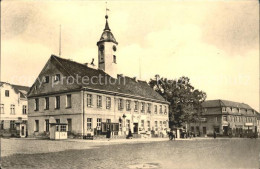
223,126,228,136
133,123,138,133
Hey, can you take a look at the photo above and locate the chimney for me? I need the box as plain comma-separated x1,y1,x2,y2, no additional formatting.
133,77,138,82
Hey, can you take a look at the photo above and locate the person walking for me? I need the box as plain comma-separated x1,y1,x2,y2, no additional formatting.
213,131,217,139
106,127,111,141
172,130,176,140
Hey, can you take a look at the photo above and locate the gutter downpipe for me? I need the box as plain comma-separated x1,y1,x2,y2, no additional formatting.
82,89,85,139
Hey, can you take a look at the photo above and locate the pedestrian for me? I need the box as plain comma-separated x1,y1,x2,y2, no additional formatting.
106,127,111,141
169,130,173,140
127,129,133,139
213,131,217,139
172,130,176,140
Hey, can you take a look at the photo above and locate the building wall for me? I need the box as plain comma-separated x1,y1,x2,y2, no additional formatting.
0,83,28,132
190,107,258,136
28,91,83,136
28,90,169,137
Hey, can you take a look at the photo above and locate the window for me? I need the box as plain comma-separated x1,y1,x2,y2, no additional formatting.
66,94,72,108
106,119,111,123
0,104,4,114
222,107,227,112
154,105,157,114
45,97,49,110
141,102,145,113
10,120,15,130
54,119,60,125
45,120,49,132
223,116,227,121
215,116,218,122
44,76,49,83
141,120,144,129
118,99,123,110
67,119,72,132
147,121,150,131
160,105,163,114
97,95,102,108
55,96,60,109
22,105,27,114
126,100,131,111
134,101,138,111
0,120,4,130
155,121,158,131
160,121,162,129
106,97,111,109
35,120,39,132
54,74,60,82
60,125,67,132
5,90,9,97
87,118,92,130
87,94,93,107
113,55,116,63
147,103,151,113
35,98,39,111
97,118,102,130
10,104,15,114
164,105,167,114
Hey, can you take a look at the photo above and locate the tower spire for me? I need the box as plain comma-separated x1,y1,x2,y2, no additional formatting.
104,2,110,31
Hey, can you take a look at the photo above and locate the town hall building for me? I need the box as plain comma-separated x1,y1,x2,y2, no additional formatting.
27,14,169,138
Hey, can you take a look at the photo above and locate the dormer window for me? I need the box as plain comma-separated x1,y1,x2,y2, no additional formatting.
54,74,60,82
222,107,227,112
43,76,49,83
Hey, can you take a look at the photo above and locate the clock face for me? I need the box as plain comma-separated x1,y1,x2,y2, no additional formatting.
113,45,117,52
99,45,104,51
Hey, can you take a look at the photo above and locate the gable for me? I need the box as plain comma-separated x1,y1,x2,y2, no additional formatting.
28,56,81,97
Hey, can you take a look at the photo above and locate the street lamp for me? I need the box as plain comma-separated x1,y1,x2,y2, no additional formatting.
122,114,126,135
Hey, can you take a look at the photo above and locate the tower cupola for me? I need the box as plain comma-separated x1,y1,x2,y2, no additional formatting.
97,14,118,78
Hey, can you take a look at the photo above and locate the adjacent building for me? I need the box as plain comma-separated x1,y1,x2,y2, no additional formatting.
27,14,169,138
189,99,258,137
0,82,30,137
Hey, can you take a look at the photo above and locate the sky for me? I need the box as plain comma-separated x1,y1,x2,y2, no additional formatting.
1,0,259,110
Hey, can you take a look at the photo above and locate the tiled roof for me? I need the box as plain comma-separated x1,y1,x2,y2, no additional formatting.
0,82,30,97
202,99,254,110
31,55,167,103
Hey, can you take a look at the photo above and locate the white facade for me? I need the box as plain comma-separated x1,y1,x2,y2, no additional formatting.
0,82,29,133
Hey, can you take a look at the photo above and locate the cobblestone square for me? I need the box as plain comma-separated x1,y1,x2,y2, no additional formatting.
1,138,259,169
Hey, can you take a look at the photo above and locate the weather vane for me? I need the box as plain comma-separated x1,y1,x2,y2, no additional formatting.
106,2,110,16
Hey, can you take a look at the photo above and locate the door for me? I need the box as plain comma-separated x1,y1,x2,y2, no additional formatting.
223,126,228,136
133,123,138,133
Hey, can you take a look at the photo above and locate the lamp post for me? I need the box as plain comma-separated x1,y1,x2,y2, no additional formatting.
122,114,126,135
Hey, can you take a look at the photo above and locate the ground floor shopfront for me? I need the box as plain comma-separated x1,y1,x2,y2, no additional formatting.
189,122,258,137
0,117,28,137
28,113,169,138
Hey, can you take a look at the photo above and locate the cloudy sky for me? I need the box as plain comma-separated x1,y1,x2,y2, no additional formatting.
1,0,259,110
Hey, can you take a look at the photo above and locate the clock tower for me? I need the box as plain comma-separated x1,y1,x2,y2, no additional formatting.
97,14,118,79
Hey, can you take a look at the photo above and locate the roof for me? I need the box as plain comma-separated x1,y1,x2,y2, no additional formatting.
28,55,167,103
0,82,30,97
97,15,118,45
202,99,254,110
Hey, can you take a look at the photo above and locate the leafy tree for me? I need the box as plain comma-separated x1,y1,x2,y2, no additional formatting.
149,75,207,128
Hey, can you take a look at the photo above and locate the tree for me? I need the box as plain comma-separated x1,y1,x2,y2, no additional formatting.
149,75,207,128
